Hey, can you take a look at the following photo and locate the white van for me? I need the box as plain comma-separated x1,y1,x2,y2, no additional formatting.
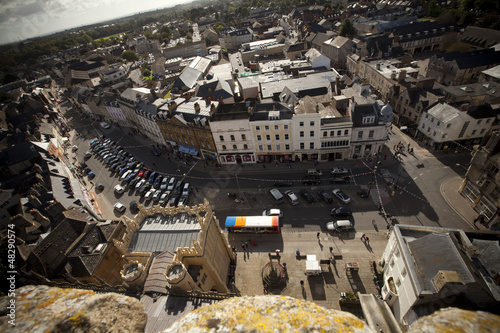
306,169,322,177
268,188,284,204
326,220,354,232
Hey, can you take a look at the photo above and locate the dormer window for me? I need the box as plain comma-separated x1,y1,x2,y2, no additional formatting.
362,116,375,124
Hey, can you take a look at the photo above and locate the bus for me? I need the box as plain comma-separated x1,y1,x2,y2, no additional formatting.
225,216,280,233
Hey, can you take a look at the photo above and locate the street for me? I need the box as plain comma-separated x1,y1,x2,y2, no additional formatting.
63,101,474,234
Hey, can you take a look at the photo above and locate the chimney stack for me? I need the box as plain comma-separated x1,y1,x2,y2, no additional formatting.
398,70,406,82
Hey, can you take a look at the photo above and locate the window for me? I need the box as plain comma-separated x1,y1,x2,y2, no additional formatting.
300,131,304,137
433,131,436,137
300,142,304,149
219,135,224,141
330,131,335,136
337,130,341,136
285,144,290,150
243,144,248,149
486,119,491,124
233,144,237,149
310,131,314,137
458,121,470,138
256,126,260,131
477,119,482,125
264,125,269,130
323,131,327,137
266,134,271,140
310,121,314,126
401,267,407,277
471,130,477,135
299,121,304,127
284,124,289,130
437,121,440,126
284,134,289,140
257,135,262,141
446,124,451,128
230,135,235,141
368,130,374,139
274,125,279,130
358,131,363,139
362,116,375,124
241,134,246,140
480,128,486,134
258,145,263,151
396,278,401,287
222,145,227,150
344,129,349,135
276,144,281,151
310,142,314,149
267,144,272,151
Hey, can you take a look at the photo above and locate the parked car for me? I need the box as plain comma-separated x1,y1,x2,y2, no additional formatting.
95,182,104,191
302,178,321,185
153,175,163,189
120,170,132,180
130,200,138,211
167,177,177,191
139,183,151,196
262,208,283,217
182,183,190,196
299,189,315,203
148,171,158,183
125,172,136,183
284,190,300,205
332,189,351,204
159,192,170,206
306,169,323,177
173,181,184,196
317,190,333,203
330,207,353,217
152,189,163,202
144,189,155,200
160,177,169,190
177,196,187,207
326,220,354,232
143,169,152,179
113,202,126,213
114,185,125,194
135,179,146,191
331,167,349,175
100,121,111,129
129,176,140,188
168,194,179,207
84,151,92,159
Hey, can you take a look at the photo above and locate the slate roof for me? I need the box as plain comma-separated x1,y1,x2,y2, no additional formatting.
427,103,459,123
461,26,500,49
0,141,40,166
467,104,497,119
196,78,233,100
434,48,500,70
351,104,381,127
408,233,475,293
142,249,175,294
174,67,203,89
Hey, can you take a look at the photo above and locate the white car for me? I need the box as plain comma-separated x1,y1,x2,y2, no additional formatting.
332,189,351,204
144,189,155,200
114,185,125,194
160,177,169,190
284,190,300,205
135,179,146,191
120,170,132,180
100,121,111,129
331,167,349,175
262,208,283,218
113,202,126,213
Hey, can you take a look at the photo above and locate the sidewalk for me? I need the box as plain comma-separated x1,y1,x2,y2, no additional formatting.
440,176,485,230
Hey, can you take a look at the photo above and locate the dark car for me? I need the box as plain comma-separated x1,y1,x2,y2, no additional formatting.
95,182,104,191
317,190,333,203
153,175,163,189
330,176,350,183
139,183,151,196
330,206,353,217
130,200,138,211
299,189,314,203
302,178,321,185
148,171,158,183
273,181,293,187
143,169,152,179
173,181,184,196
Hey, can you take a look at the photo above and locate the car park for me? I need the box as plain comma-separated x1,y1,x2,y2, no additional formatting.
167,177,177,191
144,189,155,200
330,207,352,217
121,170,132,180
129,176,140,188
332,189,351,204
148,172,158,183
114,185,125,194
113,202,126,213
317,190,333,203
331,167,349,175
160,177,169,190
299,189,314,203
284,190,300,205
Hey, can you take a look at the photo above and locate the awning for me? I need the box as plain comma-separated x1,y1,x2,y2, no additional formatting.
179,145,198,156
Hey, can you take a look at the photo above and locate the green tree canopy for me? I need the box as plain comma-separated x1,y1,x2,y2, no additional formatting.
121,50,139,62
339,19,354,37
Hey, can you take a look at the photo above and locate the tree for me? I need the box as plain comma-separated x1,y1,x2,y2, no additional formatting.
121,50,139,62
214,22,226,34
339,19,354,37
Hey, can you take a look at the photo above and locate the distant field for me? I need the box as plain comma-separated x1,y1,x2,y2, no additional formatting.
418,18,436,22
94,32,127,41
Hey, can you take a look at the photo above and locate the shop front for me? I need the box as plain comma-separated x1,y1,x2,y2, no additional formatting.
179,144,199,157
319,148,349,161
257,153,292,163
220,153,255,164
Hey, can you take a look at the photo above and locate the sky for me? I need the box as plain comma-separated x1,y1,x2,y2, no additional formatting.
0,0,194,45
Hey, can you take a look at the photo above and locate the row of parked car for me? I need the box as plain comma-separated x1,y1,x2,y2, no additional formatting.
89,138,191,211
268,187,352,206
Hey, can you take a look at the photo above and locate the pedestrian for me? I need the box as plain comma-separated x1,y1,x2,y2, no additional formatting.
372,218,376,225
242,244,245,251
317,232,320,239
276,249,280,256
366,236,370,244
361,233,366,241
245,242,248,249
329,246,333,253
300,280,304,286
296,248,300,256
408,143,410,150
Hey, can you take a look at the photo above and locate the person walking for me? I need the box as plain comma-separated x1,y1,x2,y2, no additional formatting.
317,232,320,239
361,233,366,242
365,236,370,244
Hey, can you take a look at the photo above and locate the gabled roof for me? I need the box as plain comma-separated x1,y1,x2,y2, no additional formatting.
174,67,203,89
427,103,459,123
324,36,350,48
